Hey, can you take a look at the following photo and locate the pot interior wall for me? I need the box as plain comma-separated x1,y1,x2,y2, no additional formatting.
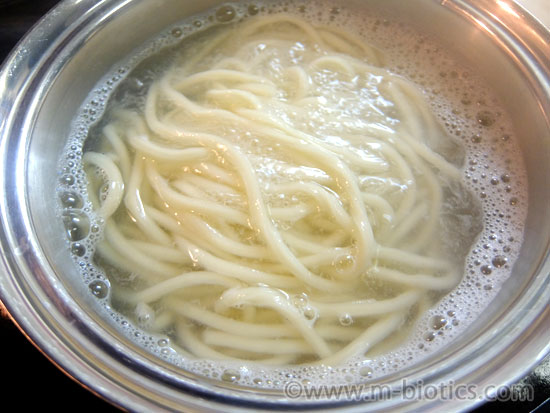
23,0,550,398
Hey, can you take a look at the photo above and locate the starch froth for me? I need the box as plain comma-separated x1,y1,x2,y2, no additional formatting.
56,0,527,390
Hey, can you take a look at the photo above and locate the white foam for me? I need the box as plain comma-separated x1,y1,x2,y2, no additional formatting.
56,0,527,390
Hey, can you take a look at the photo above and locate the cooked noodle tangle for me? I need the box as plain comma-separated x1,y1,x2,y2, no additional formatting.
84,14,467,365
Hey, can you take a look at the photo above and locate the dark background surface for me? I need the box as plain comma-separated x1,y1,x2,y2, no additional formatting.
1,1,549,412
0,1,127,411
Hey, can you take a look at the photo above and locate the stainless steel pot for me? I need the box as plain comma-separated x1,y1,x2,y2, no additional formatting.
0,0,549,411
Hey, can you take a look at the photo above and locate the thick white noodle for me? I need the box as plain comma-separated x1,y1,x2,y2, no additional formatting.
84,14,467,365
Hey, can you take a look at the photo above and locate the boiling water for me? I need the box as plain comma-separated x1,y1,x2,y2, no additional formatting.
57,0,527,389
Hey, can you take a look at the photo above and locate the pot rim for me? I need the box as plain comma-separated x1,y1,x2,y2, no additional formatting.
0,1,549,412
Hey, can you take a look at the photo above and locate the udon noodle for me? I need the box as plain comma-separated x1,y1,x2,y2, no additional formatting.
83,14,477,365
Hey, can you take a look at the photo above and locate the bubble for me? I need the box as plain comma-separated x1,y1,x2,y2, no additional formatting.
303,306,317,321
89,280,108,298
339,313,353,326
136,302,154,327
62,210,90,241
333,254,355,273
471,134,482,143
158,339,169,347
221,369,241,382
216,5,236,22
248,4,259,15
60,174,75,186
491,255,508,268
171,28,183,38
479,265,493,275
292,293,308,308
71,242,86,257
509,197,518,206
430,315,447,330
359,366,373,377
60,191,83,208
476,110,495,126
423,332,435,342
